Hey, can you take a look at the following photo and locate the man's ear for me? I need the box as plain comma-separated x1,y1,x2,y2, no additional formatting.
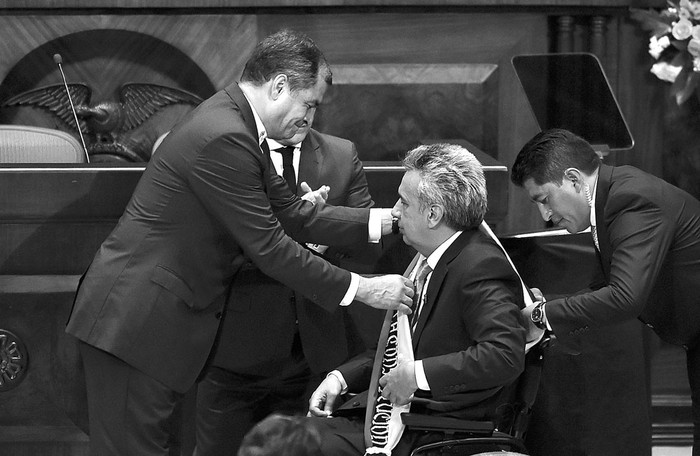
426,204,444,228
564,168,584,191
269,74,287,100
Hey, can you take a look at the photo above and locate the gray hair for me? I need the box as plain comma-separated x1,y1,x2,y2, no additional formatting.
403,143,488,230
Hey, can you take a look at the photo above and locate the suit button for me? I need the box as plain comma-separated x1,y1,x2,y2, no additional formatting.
352,401,360,406
215,312,222,319
646,323,654,329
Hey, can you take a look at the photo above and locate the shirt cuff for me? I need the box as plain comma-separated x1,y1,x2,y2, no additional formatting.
368,208,389,243
542,302,552,331
340,273,360,306
328,370,348,394
414,360,430,391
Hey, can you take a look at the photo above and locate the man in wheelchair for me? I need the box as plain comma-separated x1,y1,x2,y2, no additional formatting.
305,143,532,456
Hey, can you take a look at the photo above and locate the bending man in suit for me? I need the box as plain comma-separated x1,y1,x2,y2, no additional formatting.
194,124,379,455
305,143,528,456
65,29,414,456
511,128,700,455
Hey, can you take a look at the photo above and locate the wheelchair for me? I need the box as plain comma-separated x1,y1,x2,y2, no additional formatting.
401,335,550,456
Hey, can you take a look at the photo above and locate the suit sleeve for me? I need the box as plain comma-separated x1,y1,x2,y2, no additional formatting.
546,191,675,347
337,348,377,393
324,141,381,272
264,151,371,247
188,134,366,308
422,256,526,397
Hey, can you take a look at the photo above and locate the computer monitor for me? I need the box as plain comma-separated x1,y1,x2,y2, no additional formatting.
512,53,634,152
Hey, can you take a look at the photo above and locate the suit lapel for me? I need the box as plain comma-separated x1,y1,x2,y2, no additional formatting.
595,164,614,278
298,130,322,192
412,231,471,347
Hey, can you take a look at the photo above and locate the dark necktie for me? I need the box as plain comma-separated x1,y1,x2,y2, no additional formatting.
276,146,297,194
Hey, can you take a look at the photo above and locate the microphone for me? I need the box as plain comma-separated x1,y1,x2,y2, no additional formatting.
53,53,90,163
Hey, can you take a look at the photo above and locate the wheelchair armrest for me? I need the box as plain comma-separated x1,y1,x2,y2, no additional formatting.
400,413,494,435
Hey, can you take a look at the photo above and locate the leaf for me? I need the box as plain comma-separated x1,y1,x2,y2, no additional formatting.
630,8,673,35
671,68,700,104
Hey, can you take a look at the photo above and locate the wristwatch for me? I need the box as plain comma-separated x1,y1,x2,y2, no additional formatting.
530,301,547,330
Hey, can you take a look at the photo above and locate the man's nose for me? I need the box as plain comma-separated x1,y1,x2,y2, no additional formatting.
391,200,401,217
538,205,551,221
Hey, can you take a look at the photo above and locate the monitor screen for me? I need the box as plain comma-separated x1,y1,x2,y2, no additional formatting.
512,53,634,151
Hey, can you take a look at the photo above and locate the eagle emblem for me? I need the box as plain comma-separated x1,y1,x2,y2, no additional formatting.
2,83,203,162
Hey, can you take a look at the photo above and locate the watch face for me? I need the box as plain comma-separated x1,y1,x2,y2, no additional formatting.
531,305,545,328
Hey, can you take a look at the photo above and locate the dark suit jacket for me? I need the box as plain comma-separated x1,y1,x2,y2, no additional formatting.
66,83,373,393
546,164,700,350
212,129,377,376
336,229,527,422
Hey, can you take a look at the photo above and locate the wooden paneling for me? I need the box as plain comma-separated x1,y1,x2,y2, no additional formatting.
0,10,552,231
0,2,686,453
0,0,660,9
259,12,548,233
0,15,257,160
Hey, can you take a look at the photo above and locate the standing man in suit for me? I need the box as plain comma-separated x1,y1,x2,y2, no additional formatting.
194,124,379,455
510,128,700,455
305,143,528,456
65,29,414,456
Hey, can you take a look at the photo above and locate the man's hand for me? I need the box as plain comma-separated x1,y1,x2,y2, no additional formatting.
356,275,413,314
300,182,329,206
307,373,343,417
379,360,417,406
530,287,544,303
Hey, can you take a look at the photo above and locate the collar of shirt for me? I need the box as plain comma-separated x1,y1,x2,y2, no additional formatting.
266,138,302,177
589,173,599,230
413,230,463,280
240,89,267,149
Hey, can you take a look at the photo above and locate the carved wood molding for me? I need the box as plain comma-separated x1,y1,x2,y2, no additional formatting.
0,0,657,9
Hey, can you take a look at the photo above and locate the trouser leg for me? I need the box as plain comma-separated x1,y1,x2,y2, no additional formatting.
79,341,182,456
195,333,312,456
306,415,366,456
194,367,263,456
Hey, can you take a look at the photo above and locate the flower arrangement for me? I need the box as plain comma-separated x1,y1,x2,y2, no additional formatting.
632,0,700,104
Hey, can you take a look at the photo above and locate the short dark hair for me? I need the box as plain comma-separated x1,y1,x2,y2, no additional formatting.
510,128,601,187
237,414,323,456
240,29,332,92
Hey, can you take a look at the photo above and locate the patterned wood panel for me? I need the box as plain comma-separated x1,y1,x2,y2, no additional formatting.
0,14,258,160
260,12,548,233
